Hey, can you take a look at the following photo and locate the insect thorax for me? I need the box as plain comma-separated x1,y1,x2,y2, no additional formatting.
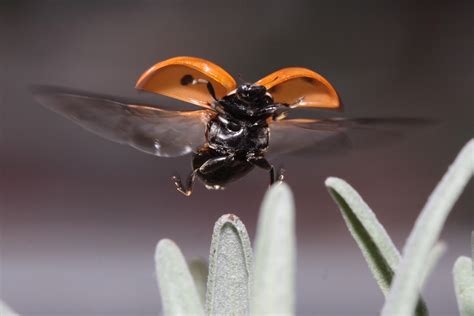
204,90,274,155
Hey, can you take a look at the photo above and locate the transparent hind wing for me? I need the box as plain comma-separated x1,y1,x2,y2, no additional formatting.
33,86,210,157
268,117,433,157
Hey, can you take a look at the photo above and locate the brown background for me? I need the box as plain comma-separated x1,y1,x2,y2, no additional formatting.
1,0,473,315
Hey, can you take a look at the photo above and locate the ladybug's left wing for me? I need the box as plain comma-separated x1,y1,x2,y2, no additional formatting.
136,56,237,108
267,118,433,157
33,86,210,157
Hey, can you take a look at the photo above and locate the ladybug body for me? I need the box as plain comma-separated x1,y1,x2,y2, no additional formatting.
34,56,428,196
181,83,287,194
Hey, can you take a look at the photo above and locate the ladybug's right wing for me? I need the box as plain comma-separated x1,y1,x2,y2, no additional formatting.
268,117,433,158
33,86,210,157
256,67,342,110
268,119,350,158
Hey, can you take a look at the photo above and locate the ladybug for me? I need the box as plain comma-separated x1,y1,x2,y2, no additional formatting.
34,56,427,196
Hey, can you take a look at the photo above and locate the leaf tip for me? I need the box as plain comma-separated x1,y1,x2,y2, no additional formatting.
264,182,294,207
269,181,292,195
324,176,350,192
325,177,358,203
217,213,241,224
325,176,341,187
453,256,472,272
155,238,177,263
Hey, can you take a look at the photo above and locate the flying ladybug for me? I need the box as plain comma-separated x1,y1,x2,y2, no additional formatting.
33,56,429,196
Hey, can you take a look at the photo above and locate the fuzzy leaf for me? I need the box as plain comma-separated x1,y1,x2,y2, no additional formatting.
0,300,19,316
155,239,204,316
382,139,474,316
251,182,296,315
420,242,446,288
325,177,429,316
206,214,253,315
188,258,208,307
453,256,474,316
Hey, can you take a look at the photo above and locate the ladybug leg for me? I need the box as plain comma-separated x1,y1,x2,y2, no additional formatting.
275,167,285,182
172,170,197,196
247,155,284,184
254,103,289,121
199,155,234,174
288,97,305,108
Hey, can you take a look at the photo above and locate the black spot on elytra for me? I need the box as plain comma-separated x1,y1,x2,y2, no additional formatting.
302,77,317,85
181,74,194,85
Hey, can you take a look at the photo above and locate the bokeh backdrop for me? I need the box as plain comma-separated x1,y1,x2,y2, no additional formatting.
1,0,473,315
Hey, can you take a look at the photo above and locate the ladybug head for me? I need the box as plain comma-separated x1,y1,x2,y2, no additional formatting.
236,83,267,102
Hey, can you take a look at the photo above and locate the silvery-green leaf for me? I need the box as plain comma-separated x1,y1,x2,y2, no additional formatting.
188,258,208,307
155,239,204,316
453,256,474,316
251,182,295,315
325,177,428,316
0,300,19,316
206,214,253,315
420,242,446,288
382,139,474,316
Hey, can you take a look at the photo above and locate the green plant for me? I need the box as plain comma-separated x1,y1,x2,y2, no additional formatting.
2,140,472,315
0,301,19,316
155,183,295,315
452,232,474,316
153,139,473,315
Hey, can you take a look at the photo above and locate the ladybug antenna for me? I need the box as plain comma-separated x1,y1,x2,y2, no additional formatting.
237,73,247,85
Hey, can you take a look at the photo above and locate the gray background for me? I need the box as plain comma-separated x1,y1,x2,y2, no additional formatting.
1,0,473,315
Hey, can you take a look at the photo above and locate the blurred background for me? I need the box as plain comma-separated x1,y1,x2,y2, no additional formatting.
1,0,472,315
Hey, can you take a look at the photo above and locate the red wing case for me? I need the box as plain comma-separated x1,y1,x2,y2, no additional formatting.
256,67,342,110
136,56,237,108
